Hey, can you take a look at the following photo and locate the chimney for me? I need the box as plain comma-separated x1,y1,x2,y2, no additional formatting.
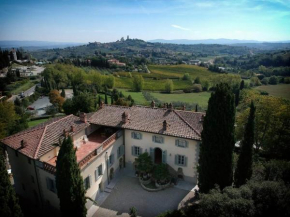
151,100,155,108
70,125,75,132
168,103,173,111
163,120,168,131
21,140,27,148
80,112,87,123
99,101,104,109
200,114,205,122
122,111,129,123
182,105,186,110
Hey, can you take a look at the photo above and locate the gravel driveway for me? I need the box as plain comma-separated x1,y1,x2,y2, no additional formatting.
94,175,188,217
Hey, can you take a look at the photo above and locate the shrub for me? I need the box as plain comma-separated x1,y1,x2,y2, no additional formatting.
261,77,269,85
192,84,202,92
164,79,174,93
269,76,278,85
182,73,191,81
132,75,144,92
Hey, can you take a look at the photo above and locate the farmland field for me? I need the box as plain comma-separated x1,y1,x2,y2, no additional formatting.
115,64,241,91
255,84,290,100
118,89,147,105
151,92,211,108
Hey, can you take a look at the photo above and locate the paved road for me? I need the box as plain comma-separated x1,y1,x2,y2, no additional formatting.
7,84,37,102
94,175,189,217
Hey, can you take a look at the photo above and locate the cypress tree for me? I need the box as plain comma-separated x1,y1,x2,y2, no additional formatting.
61,88,66,98
98,96,101,107
111,95,113,104
56,136,87,217
235,89,240,107
234,101,255,187
198,83,236,193
195,104,198,112
105,93,108,104
0,154,23,217
240,80,245,90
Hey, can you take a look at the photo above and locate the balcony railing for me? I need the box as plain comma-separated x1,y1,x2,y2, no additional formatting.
42,129,123,174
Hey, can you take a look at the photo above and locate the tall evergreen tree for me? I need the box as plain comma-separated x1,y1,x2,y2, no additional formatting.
234,101,255,187
235,89,240,107
0,154,23,217
198,83,236,193
55,136,87,217
98,95,101,107
111,95,113,104
61,88,66,98
105,93,108,104
240,80,245,90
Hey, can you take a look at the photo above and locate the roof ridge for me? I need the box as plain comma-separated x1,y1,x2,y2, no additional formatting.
33,125,47,159
173,110,201,137
45,114,74,128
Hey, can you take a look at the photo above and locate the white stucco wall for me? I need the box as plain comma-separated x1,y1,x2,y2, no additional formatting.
6,147,41,207
124,130,200,183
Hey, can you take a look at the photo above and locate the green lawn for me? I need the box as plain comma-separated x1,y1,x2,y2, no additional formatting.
151,91,211,108
255,84,290,100
118,89,147,105
28,118,50,128
7,80,35,95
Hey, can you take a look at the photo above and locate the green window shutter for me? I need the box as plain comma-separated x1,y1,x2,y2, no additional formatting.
53,180,57,193
175,155,178,165
175,140,179,146
185,141,188,148
131,132,134,138
46,177,50,190
162,150,167,164
150,148,154,162
111,154,114,165
139,147,143,155
152,136,155,142
89,175,92,188
184,156,188,167
120,145,125,156
132,146,135,156
95,169,98,182
161,137,164,143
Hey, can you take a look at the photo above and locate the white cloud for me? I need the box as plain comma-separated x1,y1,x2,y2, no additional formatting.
171,24,190,31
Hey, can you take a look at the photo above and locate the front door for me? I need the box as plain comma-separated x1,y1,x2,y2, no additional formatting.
154,148,162,164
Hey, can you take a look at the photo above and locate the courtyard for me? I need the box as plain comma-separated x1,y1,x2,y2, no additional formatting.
93,174,190,217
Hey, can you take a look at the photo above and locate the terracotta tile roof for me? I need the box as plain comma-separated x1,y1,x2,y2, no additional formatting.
89,105,205,140
0,115,89,159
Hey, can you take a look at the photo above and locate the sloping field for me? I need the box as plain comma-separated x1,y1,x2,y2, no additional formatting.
255,84,290,100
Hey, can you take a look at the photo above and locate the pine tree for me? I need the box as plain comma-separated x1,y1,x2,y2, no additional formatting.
56,136,87,217
198,83,236,193
105,93,108,104
61,88,66,98
234,101,255,187
0,154,23,217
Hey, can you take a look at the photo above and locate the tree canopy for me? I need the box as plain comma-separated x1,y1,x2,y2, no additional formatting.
198,83,236,193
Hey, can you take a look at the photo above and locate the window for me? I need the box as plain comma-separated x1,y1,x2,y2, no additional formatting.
46,177,56,193
175,139,188,148
15,150,18,157
131,132,142,140
28,158,31,164
132,146,142,156
95,164,103,181
153,135,164,144
117,145,125,158
109,154,114,166
31,175,35,183
84,176,91,190
175,155,187,167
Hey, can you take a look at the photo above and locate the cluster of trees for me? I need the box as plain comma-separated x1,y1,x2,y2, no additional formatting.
158,83,290,217
0,49,10,70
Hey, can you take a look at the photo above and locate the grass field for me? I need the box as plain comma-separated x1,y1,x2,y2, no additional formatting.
118,89,147,105
28,118,50,128
7,80,35,95
151,92,211,108
115,64,240,91
255,84,290,100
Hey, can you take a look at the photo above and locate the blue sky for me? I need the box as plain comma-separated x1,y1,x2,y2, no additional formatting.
0,0,289,42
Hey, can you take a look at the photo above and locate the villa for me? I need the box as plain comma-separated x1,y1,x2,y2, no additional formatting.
0,102,204,211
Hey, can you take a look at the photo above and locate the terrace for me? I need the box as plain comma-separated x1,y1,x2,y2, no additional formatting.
43,127,122,174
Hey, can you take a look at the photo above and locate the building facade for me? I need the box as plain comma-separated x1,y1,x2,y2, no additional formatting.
1,103,204,211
